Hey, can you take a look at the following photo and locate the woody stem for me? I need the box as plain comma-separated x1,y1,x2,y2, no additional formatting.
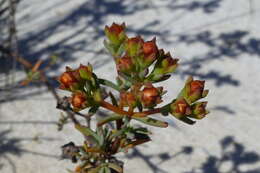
100,100,131,116
132,108,162,117
100,100,163,117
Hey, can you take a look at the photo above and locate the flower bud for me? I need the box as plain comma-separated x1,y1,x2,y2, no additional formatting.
141,37,158,67
148,52,178,81
188,102,209,119
140,84,163,108
143,38,158,56
105,23,126,45
160,57,179,74
170,98,191,119
106,23,125,36
58,64,95,91
71,92,89,111
116,56,135,73
59,70,79,91
180,76,209,104
120,92,137,108
126,36,144,57
77,64,93,80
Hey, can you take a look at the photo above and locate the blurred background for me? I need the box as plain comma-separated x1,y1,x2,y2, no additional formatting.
1,0,260,172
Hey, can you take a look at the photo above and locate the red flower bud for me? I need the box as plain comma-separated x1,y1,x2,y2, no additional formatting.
141,38,158,67
143,38,158,56
128,36,144,44
116,56,134,73
59,71,78,90
58,64,95,91
71,92,89,111
141,84,163,108
126,36,144,57
105,23,125,37
190,80,205,95
180,77,209,104
120,92,137,108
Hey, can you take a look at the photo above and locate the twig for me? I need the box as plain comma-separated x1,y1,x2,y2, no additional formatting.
0,45,81,125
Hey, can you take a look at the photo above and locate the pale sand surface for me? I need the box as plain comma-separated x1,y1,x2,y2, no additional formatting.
1,0,260,172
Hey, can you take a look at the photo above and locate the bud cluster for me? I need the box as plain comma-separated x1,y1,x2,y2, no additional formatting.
170,77,209,124
58,64,101,111
105,23,179,85
57,23,210,173
119,83,164,109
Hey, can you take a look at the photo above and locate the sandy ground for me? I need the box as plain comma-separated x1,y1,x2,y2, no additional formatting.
1,0,260,173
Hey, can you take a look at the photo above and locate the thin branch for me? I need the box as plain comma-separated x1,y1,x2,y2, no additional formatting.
0,45,80,125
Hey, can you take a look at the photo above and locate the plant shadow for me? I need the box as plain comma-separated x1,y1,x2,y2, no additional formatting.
0,127,60,173
125,136,260,173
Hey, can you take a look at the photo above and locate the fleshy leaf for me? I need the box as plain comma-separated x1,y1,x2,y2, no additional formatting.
133,117,168,128
98,114,123,126
98,78,121,91
75,124,102,145
179,116,196,125
108,163,123,173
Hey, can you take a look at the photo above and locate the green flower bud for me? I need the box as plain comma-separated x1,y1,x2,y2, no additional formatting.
189,102,209,119
78,64,93,80
148,52,179,81
105,22,126,46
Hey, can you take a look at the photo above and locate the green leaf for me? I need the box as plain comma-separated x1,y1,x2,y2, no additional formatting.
75,124,102,145
118,72,135,84
98,78,121,91
27,71,40,81
50,54,58,65
116,42,126,56
99,167,111,173
109,127,127,140
104,40,115,55
89,106,100,115
79,69,91,80
135,127,151,135
108,163,123,173
97,127,104,146
133,117,168,128
98,114,123,126
123,138,151,150
145,74,171,83
89,166,102,173
109,92,118,106
179,116,196,125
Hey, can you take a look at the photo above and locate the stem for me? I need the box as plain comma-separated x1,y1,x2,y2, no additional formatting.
100,100,163,117
0,45,80,125
32,59,43,72
100,100,131,116
132,108,161,117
